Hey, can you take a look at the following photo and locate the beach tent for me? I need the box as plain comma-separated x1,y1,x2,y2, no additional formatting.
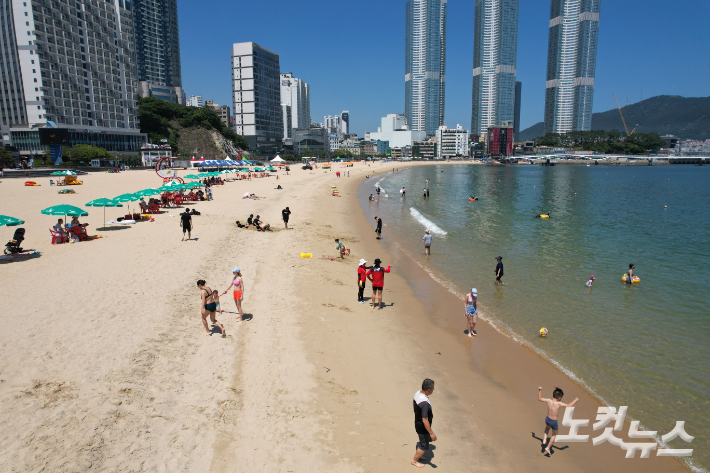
271,156,284,163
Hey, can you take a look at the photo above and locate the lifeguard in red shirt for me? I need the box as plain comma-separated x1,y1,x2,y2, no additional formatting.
366,258,391,309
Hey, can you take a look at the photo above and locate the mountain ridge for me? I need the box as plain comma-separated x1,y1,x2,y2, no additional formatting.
518,95,710,141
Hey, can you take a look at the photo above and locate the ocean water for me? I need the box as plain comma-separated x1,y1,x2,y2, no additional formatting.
359,164,710,471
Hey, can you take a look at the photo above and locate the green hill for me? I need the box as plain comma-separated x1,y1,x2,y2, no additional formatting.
137,97,249,158
519,95,710,141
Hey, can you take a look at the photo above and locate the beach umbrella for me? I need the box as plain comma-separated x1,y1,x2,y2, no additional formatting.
41,204,89,228
113,193,141,214
183,174,200,179
162,180,182,187
41,204,88,217
86,198,123,227
50,170,76,176
136,188,160,196
0,215,25,227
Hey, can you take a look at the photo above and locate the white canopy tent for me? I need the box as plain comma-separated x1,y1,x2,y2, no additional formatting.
270,155,285,163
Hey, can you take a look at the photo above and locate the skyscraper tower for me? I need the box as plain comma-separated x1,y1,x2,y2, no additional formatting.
133,0,182,88
470,0,519,136
405,0,447,136
543,0,601,134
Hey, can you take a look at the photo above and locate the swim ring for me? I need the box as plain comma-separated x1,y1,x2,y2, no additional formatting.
540,214,549,219
621,275,640,283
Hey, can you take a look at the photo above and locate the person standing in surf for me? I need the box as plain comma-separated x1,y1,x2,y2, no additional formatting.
495,256,504,285
626,264,635,284
464,288,477,337
374,216,383,239
422,229,432,256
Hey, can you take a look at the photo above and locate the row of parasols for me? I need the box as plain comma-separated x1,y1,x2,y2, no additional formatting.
1,180,208,229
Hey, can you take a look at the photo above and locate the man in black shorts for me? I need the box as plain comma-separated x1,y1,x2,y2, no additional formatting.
412,378,436,468
374,216,382,239
180,210,192,241
282,206,291,229
495,256,504,285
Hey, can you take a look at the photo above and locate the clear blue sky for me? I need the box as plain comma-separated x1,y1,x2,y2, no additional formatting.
178,0,710,137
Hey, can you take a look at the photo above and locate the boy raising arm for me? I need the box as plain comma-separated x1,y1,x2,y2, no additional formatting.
538,387,578,456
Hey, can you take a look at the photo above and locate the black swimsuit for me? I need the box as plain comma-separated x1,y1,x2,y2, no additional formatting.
203,288,217,312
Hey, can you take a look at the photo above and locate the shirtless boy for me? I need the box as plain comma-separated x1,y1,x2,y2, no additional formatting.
537,386,578,456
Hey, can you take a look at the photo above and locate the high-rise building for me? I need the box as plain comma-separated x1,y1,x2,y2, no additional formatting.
470,0,519,136
543,0,601,134
405,0,446,136
0,0,145,152
280,73,310,140
232,42,282,157
133,0,181,88
186,95,203,107
514,81,522,137
341,111,349,135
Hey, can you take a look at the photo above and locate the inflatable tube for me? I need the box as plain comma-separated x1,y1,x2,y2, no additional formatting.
540,214,549,219
469,198,474,202
621,274,640,283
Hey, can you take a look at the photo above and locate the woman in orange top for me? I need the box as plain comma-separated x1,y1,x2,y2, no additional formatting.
222,267,245,322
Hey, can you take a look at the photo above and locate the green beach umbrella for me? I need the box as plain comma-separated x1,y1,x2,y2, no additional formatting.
50,170,76,176
113,193,141,214
0,215,25,227
136,188,160,196
162,180,182,187
183,174,200,179
86,198,123,227
41,204,88,217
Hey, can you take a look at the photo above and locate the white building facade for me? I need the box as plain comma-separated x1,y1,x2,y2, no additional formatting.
366,113,425,149
436,125,469,158
186,95,203,107
280,72,310,140
231,42,282,157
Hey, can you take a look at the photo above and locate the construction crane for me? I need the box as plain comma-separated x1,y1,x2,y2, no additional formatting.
613,94,634,136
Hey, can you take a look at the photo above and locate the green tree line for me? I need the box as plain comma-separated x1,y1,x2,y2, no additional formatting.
533,130,665,155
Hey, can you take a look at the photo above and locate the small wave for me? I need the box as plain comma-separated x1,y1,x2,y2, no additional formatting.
374,179,389,198
409,208,448,235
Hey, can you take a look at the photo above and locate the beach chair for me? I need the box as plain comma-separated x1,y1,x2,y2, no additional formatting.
50,228,66,244
69,226,88,242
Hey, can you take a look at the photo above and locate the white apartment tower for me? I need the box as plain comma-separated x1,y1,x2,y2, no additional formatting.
231,42,282,157
0,0,143,150
470,0,519,135
280,72,310,140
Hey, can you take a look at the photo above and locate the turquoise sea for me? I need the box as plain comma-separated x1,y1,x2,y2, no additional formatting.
359,164,709,471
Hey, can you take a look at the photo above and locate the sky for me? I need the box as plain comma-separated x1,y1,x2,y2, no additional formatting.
178,0,710,137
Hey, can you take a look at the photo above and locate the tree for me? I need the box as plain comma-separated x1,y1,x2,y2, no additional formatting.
0,147,14,168
64,144,111,165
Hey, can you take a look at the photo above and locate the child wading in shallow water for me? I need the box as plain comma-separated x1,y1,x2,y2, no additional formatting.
537,387,578,456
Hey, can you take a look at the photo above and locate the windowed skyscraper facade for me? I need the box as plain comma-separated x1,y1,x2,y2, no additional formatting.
544,0,601,134
133,0,181,88
405,0,446,137
470,0,519,136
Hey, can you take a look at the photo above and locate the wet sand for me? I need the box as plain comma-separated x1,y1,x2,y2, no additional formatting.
0,163,689,472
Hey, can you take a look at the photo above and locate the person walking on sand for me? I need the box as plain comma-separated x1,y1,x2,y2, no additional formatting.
412,378,436,468
197,280,225,337
464,288,478,337
495,256,504,285
357,259,368,303
222,267,245,322
422,229,432,256
180,209,192,241
367,258,391,309
282,206,291,229
537,387,578,456
374,216,383,239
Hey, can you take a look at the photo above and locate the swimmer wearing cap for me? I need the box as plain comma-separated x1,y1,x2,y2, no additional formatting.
586,275,595,288
222,267,245,322
464,288,478,337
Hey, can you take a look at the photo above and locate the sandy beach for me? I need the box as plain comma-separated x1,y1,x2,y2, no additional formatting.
0,163,690,472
